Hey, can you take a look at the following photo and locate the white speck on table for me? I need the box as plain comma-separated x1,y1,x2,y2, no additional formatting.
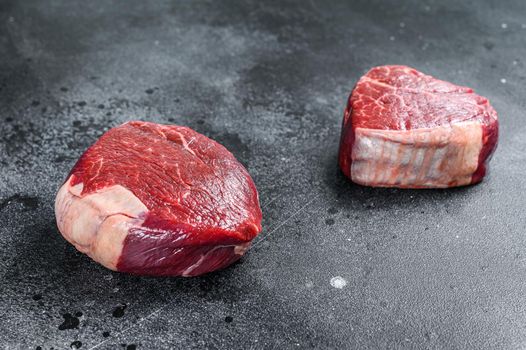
330,276,348,289
501,78,507,84
315,96,328,104
501,23,508,29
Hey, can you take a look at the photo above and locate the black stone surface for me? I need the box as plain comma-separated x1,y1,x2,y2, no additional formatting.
1,1,525,349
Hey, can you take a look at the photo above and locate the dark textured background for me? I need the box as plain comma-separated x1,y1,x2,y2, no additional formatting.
1,1,525,349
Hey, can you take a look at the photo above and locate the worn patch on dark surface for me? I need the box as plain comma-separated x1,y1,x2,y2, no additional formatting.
0,194,39,211
112,304,127,318
58,313,80,330
0,0,525,349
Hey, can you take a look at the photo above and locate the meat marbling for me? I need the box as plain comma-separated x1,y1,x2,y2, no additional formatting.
55,121,262,276
339,65,498,188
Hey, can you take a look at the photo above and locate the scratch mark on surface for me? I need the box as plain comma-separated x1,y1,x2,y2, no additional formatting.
88,306,165,350
252,193,320,248
261,195,280,209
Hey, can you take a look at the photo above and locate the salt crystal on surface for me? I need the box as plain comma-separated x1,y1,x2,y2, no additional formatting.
330,276,348,289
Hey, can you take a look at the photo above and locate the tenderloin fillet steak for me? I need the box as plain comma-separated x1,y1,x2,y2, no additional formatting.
339,65,498,188
55,121,262,276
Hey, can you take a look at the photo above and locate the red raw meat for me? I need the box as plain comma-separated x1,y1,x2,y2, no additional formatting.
55,121,262,276
339,65,498,188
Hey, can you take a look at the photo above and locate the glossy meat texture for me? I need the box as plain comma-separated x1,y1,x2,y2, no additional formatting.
55,121,262,276
339,65,499,188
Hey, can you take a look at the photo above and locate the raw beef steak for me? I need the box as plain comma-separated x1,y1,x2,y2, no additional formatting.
339,65,498,188
55,121,262,276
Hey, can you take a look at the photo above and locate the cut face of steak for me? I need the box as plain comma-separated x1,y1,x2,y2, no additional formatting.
339,65,498,188
55,121,262,276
